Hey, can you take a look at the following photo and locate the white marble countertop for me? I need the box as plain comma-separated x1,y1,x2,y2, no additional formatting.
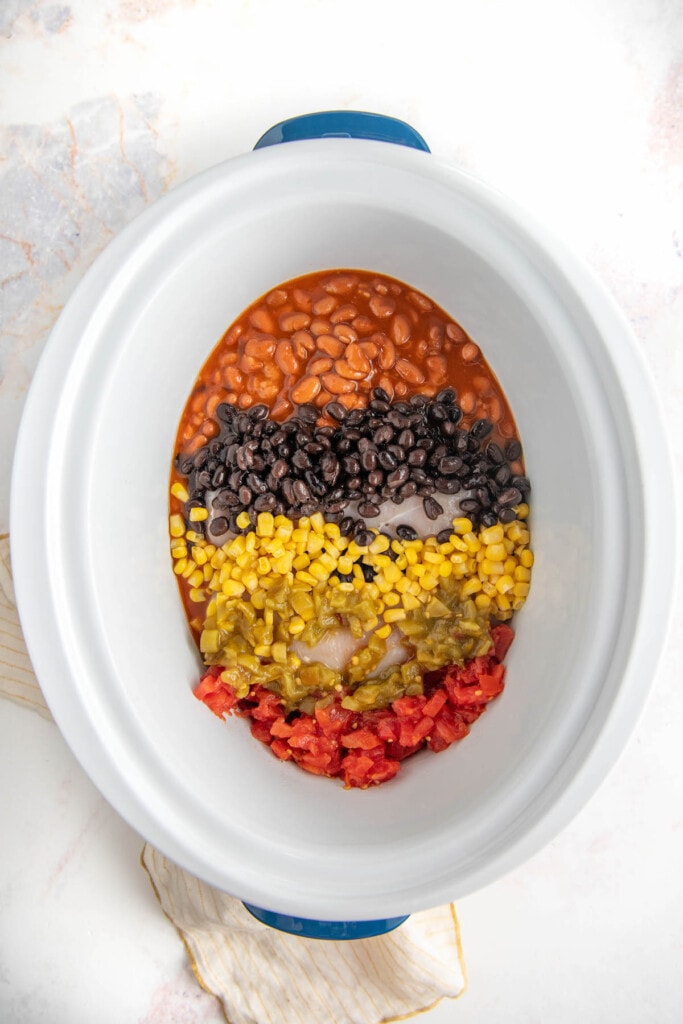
1,1,682,1021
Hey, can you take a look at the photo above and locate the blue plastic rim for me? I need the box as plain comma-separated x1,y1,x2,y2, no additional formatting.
243,903,409,940
254,110,430,153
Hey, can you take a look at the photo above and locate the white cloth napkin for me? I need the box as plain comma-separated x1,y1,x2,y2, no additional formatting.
0,533,467,1024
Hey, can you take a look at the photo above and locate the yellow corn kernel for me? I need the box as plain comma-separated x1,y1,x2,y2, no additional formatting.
255,556,270,575
369,534,390,555
515,503,529,519
474,593,492,610
520,549,534,568
461,577,482,596
481,559,504,576
255,512,274,537
295,571,317,587
307,534,325,556
463,532,481,553
485,543,507,561
200,629,220,654
423,551,443,565
496,593,512,612
188,587,205,603
210,549,227,569
181,560,197,579
189,506,208,522
383,591,400,607
235,510,250,529
292,553,310,570
402,593,421,611
171,544,187,559
504,557,517,575
253,644,271,658
513,582,530,598
222,579,246,598
271,642,287,664
171,481,189,502
420,573,439,591
496,574,515,594
375,624,392,640
338,581,355,593
186,530,205,543
324,522,341,541
514,566,531,582
169,514,185,538
188,568,204,588
480,523,504,545
308,561,330,582
273,554,294,575
308,512,324,534
438,561,453,578
203,564,214,583
451,517,473,535
288,616,306,635
251,589,267,610
336,555,353,575
383,562,401,584
384,609,407,623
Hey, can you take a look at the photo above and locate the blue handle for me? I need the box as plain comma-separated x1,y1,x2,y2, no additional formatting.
254,110,430,153
243,903,409,940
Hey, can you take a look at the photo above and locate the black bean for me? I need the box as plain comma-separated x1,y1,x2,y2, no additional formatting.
378,451,398,471
423,496,443,520
397,429,415,449
410,468,428,483
396,524,418,541
399,480,418,498
388,444,405,462
339,516,355,535
372,387,390,403
387,410,410,429
498,486,523,507
505,439,522,461
436,387,456,405
460,498,481,514
196,470,211,489
238,485,252,505
439,455,462,475
373,425,394,446
417,484,436,497
292,450,311,471
387,465,410,489
211,465,227,488
326,401,347,422
486,442,504,464
293,480,311,502
428,403,447,423
326,500,349,514
342,455,360,474
360,561,376,582
229,469,243,491
194,449,209,469
369,399,390,414
494,465,511,486
216,403,235,423
409,393,428,407
437,528,452,544
236,413,251,434
358,501,380,518
436,477,461,494
480,512,498,528
212,490,238,510
254,493,276,512
345,411,364,427
368,470,384,488
499,507,517,523
179,457,195,475
347,475,362,491
298,404,318,424
408,448,427,468
361,449,378,472
249,403,268,421
282,479,295,505
271,459,288,480
469,418,493,441
355,528,372,546
247,472,267,494
299,500,319,516
512,475,531,493
209,516,229,537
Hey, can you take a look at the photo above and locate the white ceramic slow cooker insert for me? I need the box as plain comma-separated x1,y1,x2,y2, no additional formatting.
10,114,674,923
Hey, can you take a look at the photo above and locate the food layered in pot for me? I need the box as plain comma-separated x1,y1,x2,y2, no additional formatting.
170,270,533,787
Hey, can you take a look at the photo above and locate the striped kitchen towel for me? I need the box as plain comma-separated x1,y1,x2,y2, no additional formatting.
0,533,467,1024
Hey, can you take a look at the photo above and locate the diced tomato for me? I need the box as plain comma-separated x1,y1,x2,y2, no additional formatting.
195,637,510,787
491,623,515,661
341,728,384,750
194,672,238,719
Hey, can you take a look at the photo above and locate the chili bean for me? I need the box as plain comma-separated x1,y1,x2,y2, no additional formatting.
331,304,358,324
334,359,365,381
315,335,344,359
321,372,356,394
266,289,288,307
312,295,336,316
308,356,334,375
245,336,277,360
279,311,311,333
376,337,396,371
391,313,411,346
460,391,476,414
325,274,357,295
249,308,275,333
333,324,358,344
291,376,322,404
426,355,447,382
344,343,371,374
292,288,312,312
310,319,332,336
351,315,375,334
369,294,396,318
461,342,480,363
395,359,426,384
